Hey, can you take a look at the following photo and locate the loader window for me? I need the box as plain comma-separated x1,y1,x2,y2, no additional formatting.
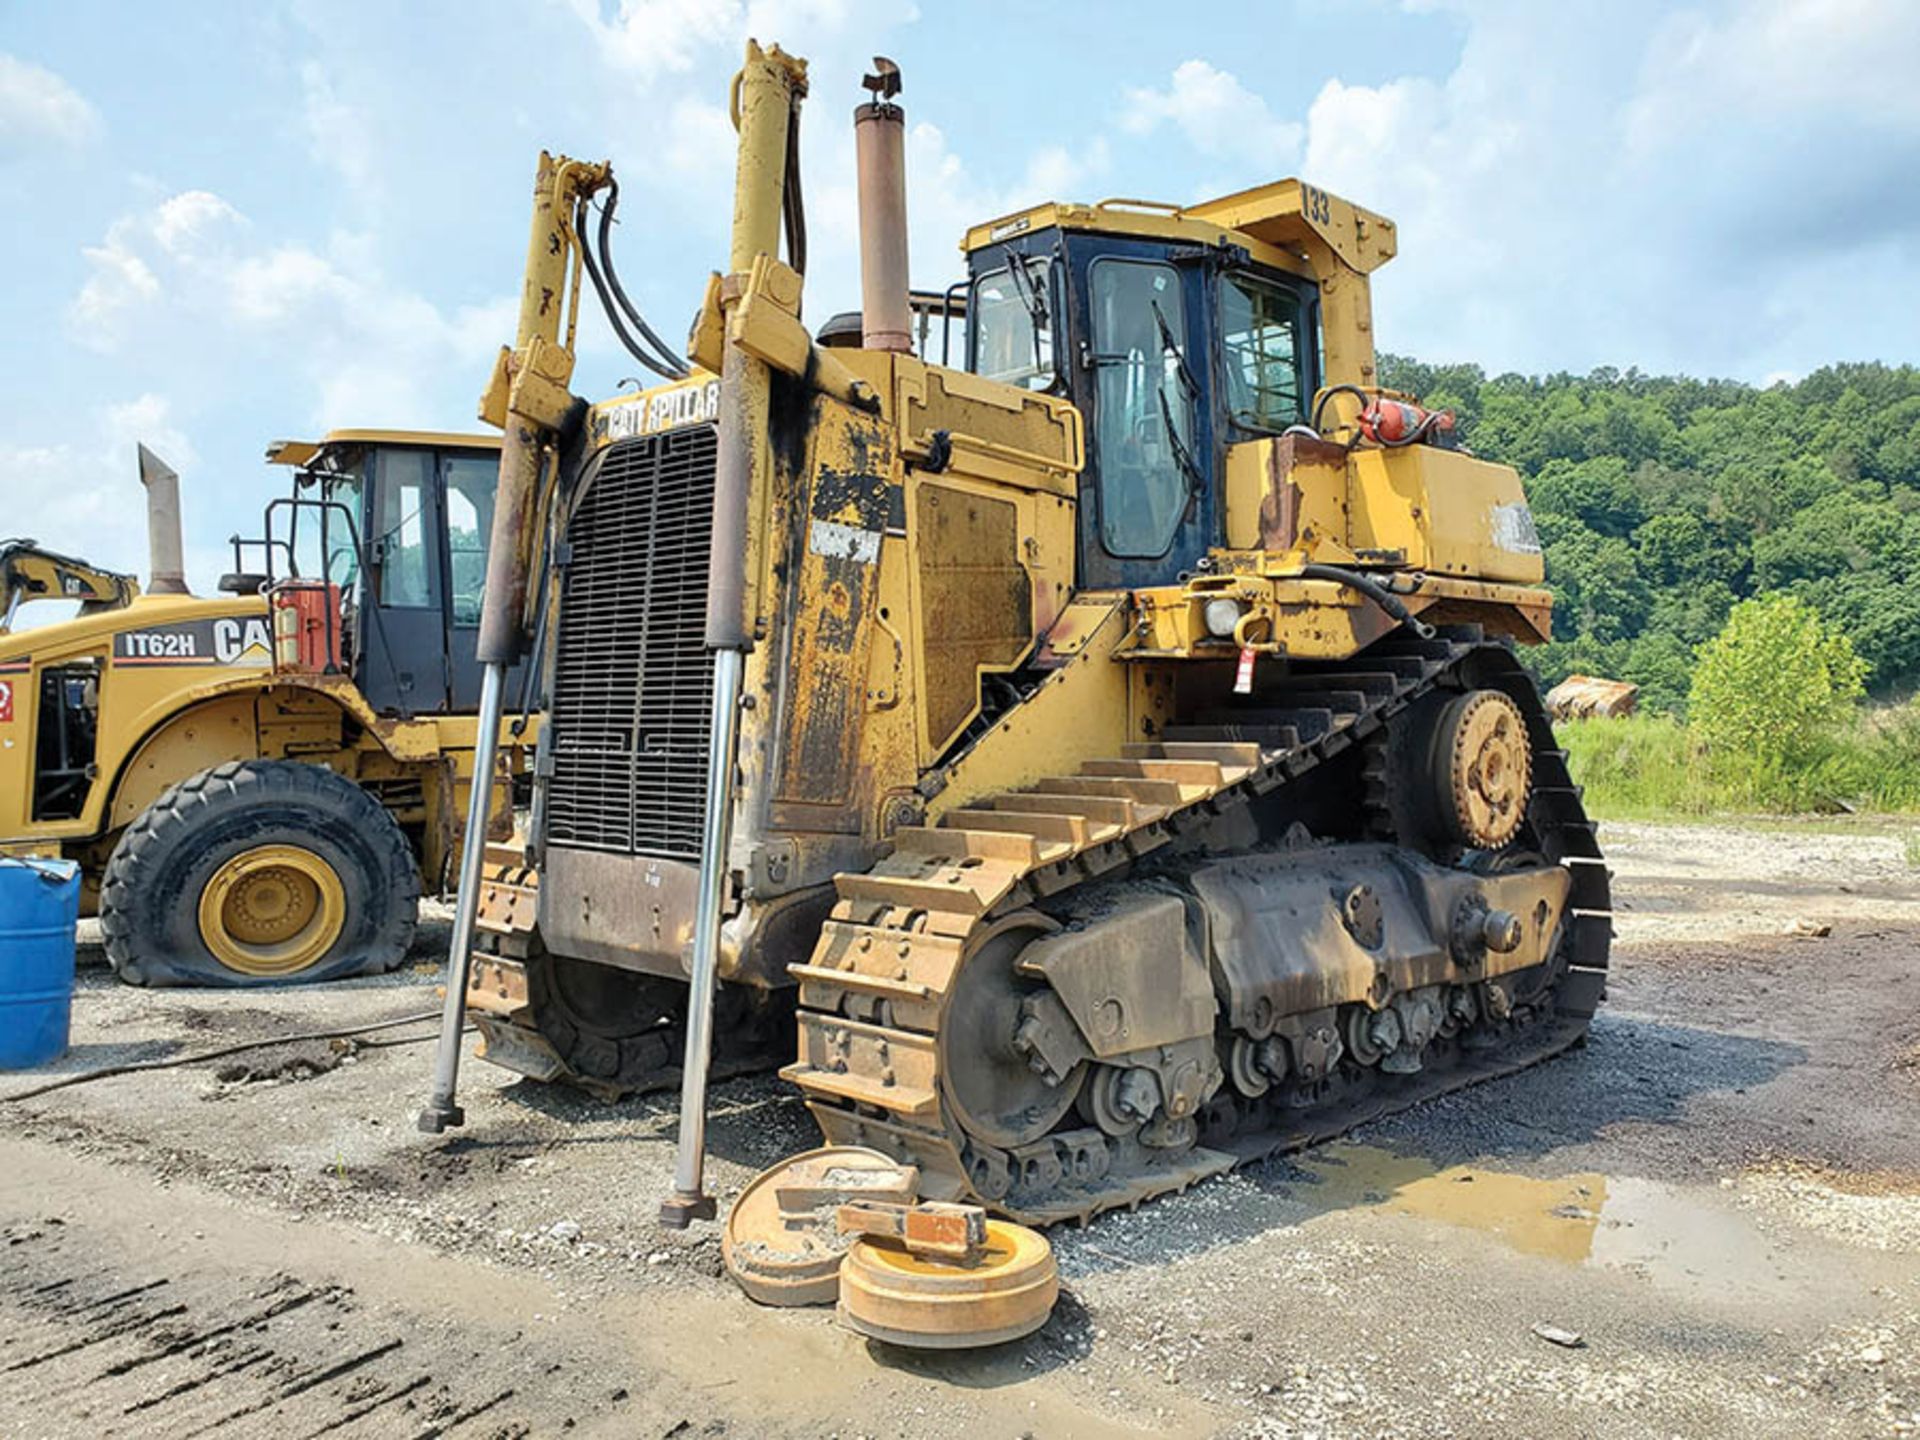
373,453,433,608
1221,271,1307,431
1088,258,1195,558
443,457,496,627
969,258,1053,389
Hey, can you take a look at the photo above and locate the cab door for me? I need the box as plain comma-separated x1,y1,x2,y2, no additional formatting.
440,451,524,712
1069,238,1219,591
358,447,450,714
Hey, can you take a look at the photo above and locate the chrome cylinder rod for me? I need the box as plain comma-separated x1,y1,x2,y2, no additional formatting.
418,660,508,1133
659,646,745,1227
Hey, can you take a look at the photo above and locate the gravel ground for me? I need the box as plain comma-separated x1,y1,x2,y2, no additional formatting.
2,820,1918,1437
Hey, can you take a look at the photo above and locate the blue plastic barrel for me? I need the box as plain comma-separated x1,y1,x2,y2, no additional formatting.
0,857,80,1069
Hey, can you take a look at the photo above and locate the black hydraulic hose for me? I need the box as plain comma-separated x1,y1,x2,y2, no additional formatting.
596,179,690,377
0,1010,453,1103
577,197,686,381
782,96,807,279
1300,563,1435,638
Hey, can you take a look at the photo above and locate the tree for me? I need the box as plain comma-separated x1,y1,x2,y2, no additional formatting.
1689,595,1866,774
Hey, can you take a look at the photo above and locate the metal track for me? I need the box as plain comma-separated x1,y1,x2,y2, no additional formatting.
783,628,1612,1225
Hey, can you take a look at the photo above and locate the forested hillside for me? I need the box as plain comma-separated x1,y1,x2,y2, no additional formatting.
1379,357,1920,714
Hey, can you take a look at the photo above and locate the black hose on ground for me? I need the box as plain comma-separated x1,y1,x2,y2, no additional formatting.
1300,562,1436,639
0,1009,462,1103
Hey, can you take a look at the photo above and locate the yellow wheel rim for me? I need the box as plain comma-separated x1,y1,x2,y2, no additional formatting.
197,843,347,977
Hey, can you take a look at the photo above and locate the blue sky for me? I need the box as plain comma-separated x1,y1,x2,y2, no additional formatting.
3,0,1917,589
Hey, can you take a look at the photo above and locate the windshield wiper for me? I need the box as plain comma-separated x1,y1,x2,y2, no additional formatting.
1150,298,1201,400
1005,253,1050,377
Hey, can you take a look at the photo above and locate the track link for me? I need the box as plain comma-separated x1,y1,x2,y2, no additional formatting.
784,628,1612,1224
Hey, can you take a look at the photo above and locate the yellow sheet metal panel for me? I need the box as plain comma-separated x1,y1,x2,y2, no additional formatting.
893,359,1082,496
1184,179,1397,276
911,479,1032,756
1347,447,1546,584
1222,436,1351,554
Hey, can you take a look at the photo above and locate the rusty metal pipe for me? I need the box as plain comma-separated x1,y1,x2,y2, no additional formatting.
422,151,586,1134
854,67,910,354
476,152,574,669
663,41,807,1229
417,662,505,1134
137,444,189,596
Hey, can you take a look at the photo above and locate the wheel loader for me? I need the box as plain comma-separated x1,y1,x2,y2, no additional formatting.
0,432,535,986
426,44,1609,1227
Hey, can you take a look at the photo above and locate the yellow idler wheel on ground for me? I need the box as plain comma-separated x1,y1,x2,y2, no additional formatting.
197,843,347,977
723,1146,918,1307
837,1220,1058,1349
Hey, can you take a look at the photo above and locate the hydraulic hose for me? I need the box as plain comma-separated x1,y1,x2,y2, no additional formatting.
595,179,690,377
576,193,686,381
1300,562,1435,639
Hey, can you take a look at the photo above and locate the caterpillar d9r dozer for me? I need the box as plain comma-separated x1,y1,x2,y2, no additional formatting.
425,45,1609,1228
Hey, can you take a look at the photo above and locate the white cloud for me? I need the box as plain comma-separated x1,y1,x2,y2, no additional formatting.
1121,1,1920,379
1122,60,1301,162
567,0,887,81
0,53,100,153
300,61,380,199
65,190,517,428
0,394,198,592
151,190,244,257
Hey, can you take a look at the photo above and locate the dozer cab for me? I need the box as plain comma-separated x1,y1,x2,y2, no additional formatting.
0,432,535,986
425,46,1608,1228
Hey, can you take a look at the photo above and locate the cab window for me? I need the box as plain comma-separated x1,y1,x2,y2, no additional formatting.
1221,271,1308,432
968,258,1054,390
443,457,496,627
373,451,433,608
1089,258,1195,558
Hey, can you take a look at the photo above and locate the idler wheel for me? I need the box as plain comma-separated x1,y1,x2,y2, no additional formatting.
938,915,1086,1150
1431,690,1532,849
723,1146,918,1307
838,1220,1058,1349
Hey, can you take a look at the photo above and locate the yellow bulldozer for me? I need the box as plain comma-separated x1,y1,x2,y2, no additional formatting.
0,432,534,986
421,46,1609,1229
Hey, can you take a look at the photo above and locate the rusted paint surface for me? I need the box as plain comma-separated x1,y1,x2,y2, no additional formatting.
1259,432,1347,551
770,410,894,825
914,482,1033,753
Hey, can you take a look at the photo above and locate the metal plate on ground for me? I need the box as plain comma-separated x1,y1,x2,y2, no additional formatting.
836,1219,1057,1349
722,1146,918,1307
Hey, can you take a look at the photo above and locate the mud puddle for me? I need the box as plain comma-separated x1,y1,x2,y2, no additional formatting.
1288,1142,1816,1303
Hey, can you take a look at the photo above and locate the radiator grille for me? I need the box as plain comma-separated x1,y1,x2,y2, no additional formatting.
545,426,718,859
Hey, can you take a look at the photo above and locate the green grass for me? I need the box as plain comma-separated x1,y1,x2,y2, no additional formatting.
1557,705,1920,820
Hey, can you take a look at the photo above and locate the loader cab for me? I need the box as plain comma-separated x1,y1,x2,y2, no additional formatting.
249,431,516,716
965,228,1320,590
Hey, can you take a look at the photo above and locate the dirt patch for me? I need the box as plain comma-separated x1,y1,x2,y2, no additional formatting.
6,818,1920,1438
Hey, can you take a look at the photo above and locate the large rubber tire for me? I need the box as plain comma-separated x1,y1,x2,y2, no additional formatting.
101,759,419,988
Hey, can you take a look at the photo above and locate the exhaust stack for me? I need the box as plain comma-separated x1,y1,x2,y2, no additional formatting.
854,57,911,353
137,443,189,595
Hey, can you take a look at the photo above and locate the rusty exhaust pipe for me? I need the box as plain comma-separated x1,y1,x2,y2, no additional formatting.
854,58,910,354
137,443,190,595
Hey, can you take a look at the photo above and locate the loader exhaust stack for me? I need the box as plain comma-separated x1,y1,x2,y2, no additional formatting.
137,443,189,596
854,58,910,354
